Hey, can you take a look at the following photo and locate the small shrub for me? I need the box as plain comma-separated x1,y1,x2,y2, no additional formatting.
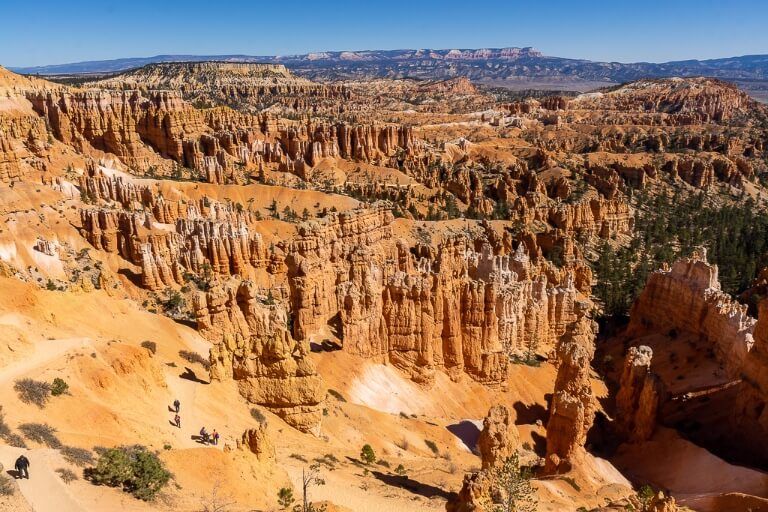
5,433,27,448
14,378,51,408
289,453,308,462
140,341,157,355
56,468,78,483
178,350,210,370
50,377,69,396
86,445,171,501
327,389,346,402
277,487,294,509
637,484,655,511
313,453,339,468
162,291,185,313
394,464,406,476
250,408,267,424
19,423,62,448
163,444,172,451
360,444,376,465
0,474,14,496
60,446,94,467
424,439,439,455
0,407,10,438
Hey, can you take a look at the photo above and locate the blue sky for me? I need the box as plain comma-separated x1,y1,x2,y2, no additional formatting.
3,0,767,67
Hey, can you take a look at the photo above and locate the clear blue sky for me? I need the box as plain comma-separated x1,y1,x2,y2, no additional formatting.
3,0,767,67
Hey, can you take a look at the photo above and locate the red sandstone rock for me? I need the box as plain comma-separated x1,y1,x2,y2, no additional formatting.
544,304,596,474
194,280,326,433
614,346,663,442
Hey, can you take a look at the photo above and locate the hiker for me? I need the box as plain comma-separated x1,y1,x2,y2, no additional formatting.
174,414,181,428
173,399,180,413
199,426,209,444
212,429,219,445
14,454,30,479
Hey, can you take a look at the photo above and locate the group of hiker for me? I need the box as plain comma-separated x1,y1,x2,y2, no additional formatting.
199,426,220,445
7,397,220,483
173,399,181,428
171,398,220,445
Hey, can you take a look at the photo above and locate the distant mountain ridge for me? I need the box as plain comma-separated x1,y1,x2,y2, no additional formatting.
10,48,768,100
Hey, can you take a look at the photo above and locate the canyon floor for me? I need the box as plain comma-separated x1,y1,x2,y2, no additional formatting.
1,61,768,511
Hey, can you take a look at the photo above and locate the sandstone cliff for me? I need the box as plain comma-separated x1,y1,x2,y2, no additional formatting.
544,304,597,474
447,405,519,512
614,346,663,442
194,280,326,433
627,250,755,375
284,208,587,386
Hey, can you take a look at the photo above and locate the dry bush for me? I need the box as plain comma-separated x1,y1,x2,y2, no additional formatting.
18,422,62,448
56,468,79,483
14,378,51,408
0,474,14,496
250,408,267,424
141,340,157,355
5,433,27,448
61,445,94,467
178,350,210,370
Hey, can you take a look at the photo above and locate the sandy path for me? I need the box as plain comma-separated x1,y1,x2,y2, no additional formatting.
0,336,90,385
164,366,211,449
0,446,82,512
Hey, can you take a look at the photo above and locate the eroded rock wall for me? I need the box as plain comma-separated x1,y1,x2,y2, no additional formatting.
544,305,597,473
284,208,588,386
194,280,326,433
627,251,755,375
614,346,663,442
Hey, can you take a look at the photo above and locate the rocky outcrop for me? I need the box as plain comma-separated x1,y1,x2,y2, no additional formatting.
278,121,414,168
33,238,58,256
628,253,768,462
447,405,519,512
28,88,416,183
548,197,634,238
0,67,60,182
79,201,269,290
194,280,326,433
236,423,275,462
614,346,663,442
417,77,478,95
0,112,49,183
571,78,752,123
544,304,596,474
89,61,351,112
733,299,768,461
285,208,587,386
477,405,518,470
27,89,266,181
627,250,755,375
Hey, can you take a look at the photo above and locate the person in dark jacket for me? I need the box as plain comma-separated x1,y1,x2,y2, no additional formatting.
15,454,30,479
173,399,180,413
